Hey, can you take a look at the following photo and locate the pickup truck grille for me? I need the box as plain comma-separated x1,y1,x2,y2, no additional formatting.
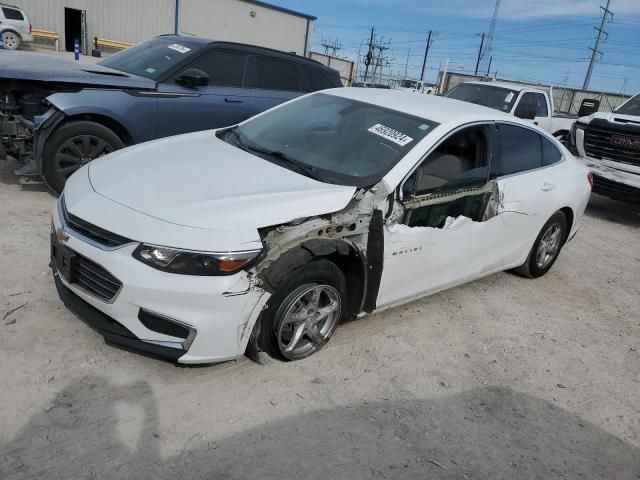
584,125,640,167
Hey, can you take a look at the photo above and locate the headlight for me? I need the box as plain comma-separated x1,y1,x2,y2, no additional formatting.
133,244,263,276
568,122,587,154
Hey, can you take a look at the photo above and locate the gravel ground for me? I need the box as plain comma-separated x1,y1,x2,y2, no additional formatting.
0,157,639,479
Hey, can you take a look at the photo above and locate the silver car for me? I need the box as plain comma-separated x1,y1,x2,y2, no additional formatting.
0,3,33,50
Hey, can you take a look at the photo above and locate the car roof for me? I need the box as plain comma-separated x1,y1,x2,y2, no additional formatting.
466,80,547,94
156,34,327,69
325,87,514,124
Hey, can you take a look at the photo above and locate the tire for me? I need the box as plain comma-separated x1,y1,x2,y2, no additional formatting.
514,211,568,278
253,259,347,361
42,121,125,194
1,30,21,50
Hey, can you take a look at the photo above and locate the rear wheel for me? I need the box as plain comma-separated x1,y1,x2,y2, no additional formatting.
515,211,567,278
42,121,125,194
1,30,21,50
253,259,347,361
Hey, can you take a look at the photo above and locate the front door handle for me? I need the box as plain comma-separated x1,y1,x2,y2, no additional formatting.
541,182,555,191
224,97,244,103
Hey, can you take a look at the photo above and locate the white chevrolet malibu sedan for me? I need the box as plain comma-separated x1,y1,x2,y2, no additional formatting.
51,88,592,364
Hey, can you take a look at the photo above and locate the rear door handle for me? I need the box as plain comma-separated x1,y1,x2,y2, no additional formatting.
224,97,244,103
533,121,539,125
541,182,555,191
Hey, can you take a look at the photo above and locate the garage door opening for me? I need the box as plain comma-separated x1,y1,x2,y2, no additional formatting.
64,7,82,52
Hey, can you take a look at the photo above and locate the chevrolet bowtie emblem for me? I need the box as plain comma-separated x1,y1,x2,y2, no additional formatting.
55,227,70,243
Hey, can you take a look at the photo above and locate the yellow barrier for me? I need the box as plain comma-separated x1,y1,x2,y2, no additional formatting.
31,28,60,51
95,37,132,50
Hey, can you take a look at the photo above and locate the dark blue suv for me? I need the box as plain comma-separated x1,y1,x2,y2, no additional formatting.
0,35,342,192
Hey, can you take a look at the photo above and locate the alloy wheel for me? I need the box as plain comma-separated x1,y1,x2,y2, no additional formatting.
2,32,19,49
536,222,562,269
54,135,113,180
277,284,341,360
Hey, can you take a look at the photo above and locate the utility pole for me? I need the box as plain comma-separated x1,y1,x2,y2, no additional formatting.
403,48,411,79
420,30,433,82
582,0,613,91
485,56,492,76
474,33,485,76
363,27,375,82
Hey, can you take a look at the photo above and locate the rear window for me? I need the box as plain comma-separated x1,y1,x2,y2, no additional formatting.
249,56,301,91
2,7,24,20
495,124,542,176
542,136,563,166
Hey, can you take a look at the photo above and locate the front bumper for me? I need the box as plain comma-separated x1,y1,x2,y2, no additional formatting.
53,272,187,361
51,200,269,364
580,157,640,204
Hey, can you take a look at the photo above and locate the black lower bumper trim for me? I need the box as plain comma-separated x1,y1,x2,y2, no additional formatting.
592,174,640,204
53,272,187,362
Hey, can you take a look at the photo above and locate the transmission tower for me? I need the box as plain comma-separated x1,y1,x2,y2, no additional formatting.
582,0,613,91
320,37,343,56
479,0,500,74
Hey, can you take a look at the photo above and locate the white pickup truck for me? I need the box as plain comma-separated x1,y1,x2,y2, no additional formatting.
445,81,579,140
569,91,640,204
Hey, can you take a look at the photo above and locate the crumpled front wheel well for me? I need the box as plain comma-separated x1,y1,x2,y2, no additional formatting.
258,239,367,321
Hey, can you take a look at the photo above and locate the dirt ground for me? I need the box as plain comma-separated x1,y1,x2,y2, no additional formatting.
0,157,639,480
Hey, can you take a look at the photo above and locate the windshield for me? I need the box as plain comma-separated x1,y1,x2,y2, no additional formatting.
226,93,437,187
400,80,418,89
445,83,519,113
98,37,205,80
615,93,640,116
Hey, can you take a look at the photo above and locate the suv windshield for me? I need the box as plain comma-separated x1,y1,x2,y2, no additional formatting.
445,83,519,113
226,93,437,187
98,37,205,80
615,93,640,116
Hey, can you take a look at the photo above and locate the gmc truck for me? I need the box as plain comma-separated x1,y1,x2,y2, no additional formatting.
570,91,640,204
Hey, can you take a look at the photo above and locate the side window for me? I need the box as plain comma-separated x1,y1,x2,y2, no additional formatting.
535,93,548,117
2,7,24,20
515,93,536,117
494,124,542,176
402,126,493,229
186,50,246,87
406,126,490,196
542,136,563,166
248,56,301,91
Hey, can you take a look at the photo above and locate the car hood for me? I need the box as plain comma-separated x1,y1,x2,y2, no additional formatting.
0,51,155,89
87,130,356,232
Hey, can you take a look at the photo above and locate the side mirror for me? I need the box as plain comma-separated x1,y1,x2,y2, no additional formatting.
175,68,209,88
578,98,600,117
515,106,536,120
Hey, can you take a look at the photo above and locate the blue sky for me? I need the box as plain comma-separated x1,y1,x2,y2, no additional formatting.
275,0,640,94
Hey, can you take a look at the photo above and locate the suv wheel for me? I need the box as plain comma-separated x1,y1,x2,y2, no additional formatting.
1,30,21,50
43,121,125,194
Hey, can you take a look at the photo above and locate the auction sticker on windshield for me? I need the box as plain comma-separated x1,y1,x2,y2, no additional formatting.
168,43,191,53
367,124,414,146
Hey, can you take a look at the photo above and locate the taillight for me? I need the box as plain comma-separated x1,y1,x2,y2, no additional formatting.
29,24,32,34
587,171,593,189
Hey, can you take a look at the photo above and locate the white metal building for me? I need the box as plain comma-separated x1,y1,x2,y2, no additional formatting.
8,0,315,55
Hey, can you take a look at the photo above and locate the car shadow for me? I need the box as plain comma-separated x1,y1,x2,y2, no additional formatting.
585,193,640,228
1,376,638,479
0,156,51,194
